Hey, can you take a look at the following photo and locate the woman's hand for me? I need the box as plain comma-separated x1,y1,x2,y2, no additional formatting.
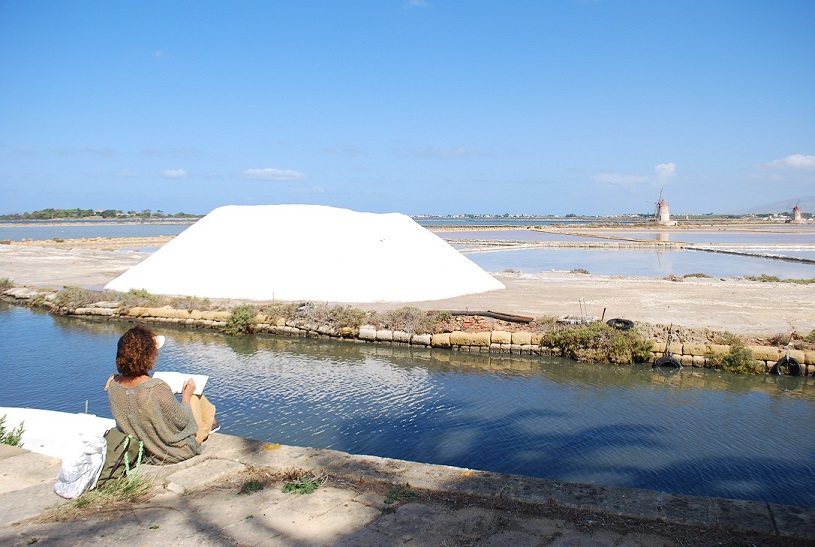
181,378,196,402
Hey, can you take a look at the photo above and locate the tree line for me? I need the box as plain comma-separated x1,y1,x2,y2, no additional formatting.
0,208,201,220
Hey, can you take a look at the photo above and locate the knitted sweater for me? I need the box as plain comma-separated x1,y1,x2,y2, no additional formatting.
108,377,201,464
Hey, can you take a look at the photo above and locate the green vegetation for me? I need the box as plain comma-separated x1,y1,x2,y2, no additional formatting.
45,475,154,521
53,286,97,309
238,480,265,495
683,272,711,278
0,415,25,447
0,277,13,291
117,288,166,308
708,339,764,375
0,208,201,220
384,483,415,505
224,304,258,335
804,330,815,343
543,322,653,365
374,307,452,334
281,469,325,494
745,274,815,284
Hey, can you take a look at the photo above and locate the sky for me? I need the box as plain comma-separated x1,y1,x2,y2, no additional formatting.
1,0,813,217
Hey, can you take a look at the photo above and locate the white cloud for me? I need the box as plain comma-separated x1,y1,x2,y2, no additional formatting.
593,162,677,187
592,173,649,186
655,162,677,181
161,168,188,178
241,168,307,181
767,154,815,170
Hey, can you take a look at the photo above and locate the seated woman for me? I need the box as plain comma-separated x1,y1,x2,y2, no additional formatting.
107,325,217,464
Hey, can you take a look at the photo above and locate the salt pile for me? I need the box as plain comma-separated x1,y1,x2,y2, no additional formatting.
105,204,505,303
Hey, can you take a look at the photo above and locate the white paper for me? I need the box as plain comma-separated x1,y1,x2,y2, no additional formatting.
153,371,208,395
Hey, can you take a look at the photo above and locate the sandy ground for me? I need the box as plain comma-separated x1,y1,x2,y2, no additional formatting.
1,240,813,337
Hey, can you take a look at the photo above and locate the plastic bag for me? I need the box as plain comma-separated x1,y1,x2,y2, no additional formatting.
53,434,106,499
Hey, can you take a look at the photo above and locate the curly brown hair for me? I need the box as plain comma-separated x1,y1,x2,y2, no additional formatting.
116,325,160,376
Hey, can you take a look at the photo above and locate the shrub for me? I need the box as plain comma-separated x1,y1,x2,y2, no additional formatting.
543,322,652,365
570,268,590,275
0,277,13,291
374,307,447,334
804,330,815,343
683,272,711,278
745,274,781,283
0,415,25,447
168,295,212,311
713,340,763,375
116,288,167,308
224,304,258,335
54,286,98,309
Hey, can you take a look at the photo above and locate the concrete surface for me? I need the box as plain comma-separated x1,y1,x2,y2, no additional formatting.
1,434,813,546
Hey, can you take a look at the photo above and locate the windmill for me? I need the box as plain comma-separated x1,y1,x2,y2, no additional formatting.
653,188,664,221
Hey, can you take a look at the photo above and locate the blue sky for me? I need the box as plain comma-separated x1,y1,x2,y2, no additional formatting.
1,1,813,216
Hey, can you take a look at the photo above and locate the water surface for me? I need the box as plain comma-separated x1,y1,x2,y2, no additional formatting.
2,303,814,508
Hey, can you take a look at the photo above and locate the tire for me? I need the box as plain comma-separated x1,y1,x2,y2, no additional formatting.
772,357,802,376
653,355,682,370
606,318,634,331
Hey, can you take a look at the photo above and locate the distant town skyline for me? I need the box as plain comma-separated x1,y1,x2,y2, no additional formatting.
1,1,813,217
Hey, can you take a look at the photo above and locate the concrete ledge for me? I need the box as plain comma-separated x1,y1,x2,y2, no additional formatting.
200,434,815,541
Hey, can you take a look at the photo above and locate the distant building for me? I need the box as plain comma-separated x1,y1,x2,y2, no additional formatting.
790,204,804,224
656,199,677,226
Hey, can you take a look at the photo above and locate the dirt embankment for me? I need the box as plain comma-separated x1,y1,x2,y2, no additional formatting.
1,238,813,342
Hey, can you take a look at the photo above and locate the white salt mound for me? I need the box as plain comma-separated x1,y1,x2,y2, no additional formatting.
105,204,505,303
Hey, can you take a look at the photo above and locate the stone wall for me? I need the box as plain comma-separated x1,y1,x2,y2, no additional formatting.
4,287,814,374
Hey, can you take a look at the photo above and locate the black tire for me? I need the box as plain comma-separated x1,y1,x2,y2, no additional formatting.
772,357,802,376
606,318,634,331
653,355,682,370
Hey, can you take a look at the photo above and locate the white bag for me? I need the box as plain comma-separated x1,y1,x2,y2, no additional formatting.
53,434,106,499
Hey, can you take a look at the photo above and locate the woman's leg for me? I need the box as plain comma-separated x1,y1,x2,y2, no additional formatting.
188,394,217,444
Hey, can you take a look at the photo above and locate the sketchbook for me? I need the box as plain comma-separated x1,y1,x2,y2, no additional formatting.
153,372,208,395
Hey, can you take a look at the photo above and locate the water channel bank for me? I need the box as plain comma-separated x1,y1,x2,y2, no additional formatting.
4,285,813,375
4,432,814,545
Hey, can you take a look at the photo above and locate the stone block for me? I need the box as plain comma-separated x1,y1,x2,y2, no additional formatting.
530,333,544,346
804,351,815,365
692,355,706,367
668,343,682,355
358,328,377,341
706,344,730,357
392,330,411,343
411,334,431,346
511,331,532,345
431,333,451,348
682,343,707,357
449,331,491,347
749,346,781,361
789,349,806,363
376,329,393,341
491,330,512,344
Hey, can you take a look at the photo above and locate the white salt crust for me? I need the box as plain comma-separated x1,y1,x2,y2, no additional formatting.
105,204,505,303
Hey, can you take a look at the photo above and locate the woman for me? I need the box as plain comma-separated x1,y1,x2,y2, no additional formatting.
107,325,217,464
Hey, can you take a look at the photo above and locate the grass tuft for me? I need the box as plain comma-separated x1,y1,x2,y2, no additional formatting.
0,415,25,447
44,475,155,522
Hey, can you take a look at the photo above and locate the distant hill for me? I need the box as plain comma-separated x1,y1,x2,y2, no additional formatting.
735,196,815,215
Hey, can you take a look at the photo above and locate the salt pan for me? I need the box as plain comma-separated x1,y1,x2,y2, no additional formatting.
105,204,505,303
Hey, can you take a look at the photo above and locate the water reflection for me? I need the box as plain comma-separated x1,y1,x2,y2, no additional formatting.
2,303,814,508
